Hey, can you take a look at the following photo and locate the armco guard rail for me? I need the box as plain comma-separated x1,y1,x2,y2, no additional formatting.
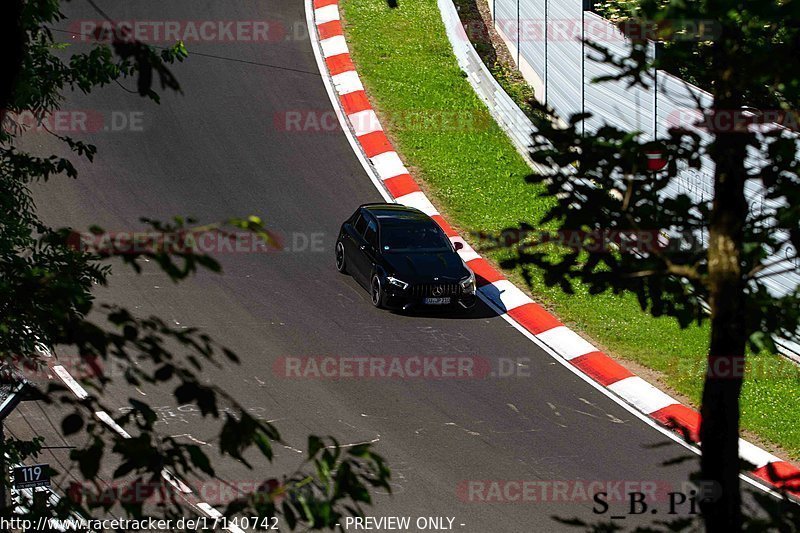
440,0,800,362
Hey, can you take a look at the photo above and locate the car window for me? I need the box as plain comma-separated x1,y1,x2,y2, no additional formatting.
364,219,378,249
381,222,451,253
353,213,367,236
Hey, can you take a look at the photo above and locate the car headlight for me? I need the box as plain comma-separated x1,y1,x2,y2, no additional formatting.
386,276,409,290
460,272,476,294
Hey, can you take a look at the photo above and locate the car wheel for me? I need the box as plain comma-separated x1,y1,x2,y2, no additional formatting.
370,274,384,308
335,241,347,274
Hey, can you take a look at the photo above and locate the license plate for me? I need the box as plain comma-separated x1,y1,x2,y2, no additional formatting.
423,297,450,305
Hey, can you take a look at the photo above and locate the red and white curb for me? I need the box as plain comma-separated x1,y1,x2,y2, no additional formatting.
307,0,800,500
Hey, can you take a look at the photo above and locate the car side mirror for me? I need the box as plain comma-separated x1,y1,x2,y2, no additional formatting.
454,241,464,251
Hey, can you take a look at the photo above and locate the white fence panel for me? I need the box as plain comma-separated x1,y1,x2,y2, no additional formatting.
583,12,654,137
545,0,584,129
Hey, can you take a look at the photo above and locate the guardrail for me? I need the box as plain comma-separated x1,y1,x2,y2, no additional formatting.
439,0,800,362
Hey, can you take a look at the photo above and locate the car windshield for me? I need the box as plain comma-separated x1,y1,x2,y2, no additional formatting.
381,222,451,253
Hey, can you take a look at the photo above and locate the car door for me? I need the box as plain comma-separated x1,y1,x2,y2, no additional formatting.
342,211,367,273
351,215,379,287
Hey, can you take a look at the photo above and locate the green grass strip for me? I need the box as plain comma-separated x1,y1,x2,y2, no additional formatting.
340,0,800,459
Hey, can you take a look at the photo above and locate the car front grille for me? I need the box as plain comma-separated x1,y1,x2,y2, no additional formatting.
410,282,461,298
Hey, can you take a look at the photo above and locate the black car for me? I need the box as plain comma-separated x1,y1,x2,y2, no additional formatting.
335,203,477,311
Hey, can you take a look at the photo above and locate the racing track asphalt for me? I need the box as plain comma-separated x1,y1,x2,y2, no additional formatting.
12,0,761,529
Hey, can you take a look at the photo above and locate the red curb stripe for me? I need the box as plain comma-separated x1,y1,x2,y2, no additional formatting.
313,0,338,8
507,302,563,334
431,215,458,237
650,404,701,444
358,131,394,158
326,54,355,76
383,174,420,198
571,351,634,387
317,20,343,40
752,461,800,496
466,258,504,286
340,90,371,116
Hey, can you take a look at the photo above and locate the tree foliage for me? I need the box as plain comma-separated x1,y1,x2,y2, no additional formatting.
1,0,390,527
501,0,800,530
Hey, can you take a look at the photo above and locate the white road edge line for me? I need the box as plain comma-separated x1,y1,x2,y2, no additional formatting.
302,0,788,502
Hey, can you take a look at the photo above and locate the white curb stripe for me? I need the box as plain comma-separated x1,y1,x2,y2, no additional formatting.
370,151,408,180
479,279,531,312
95,411,132,439
449,235,468,248
396,191,439,216
739,439,781,469
536,326,597,361
197,503,221,517
332,71,364,95
349,110,383,136
608,376,678,415
458,245,481,263
53,365,89,399
320,35,348,58
314,4,340,24
162,470,193,493
197,502,246,533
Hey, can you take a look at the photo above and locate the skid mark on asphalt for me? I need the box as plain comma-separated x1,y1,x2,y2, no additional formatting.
496,401,564,431
276,417,382,454
546,402,568,428
170,433,210,446
487,407,547,434
360,412,390,420
282,444,304,454
546,402,561,417
330,418,381,447
544,399,625,425
415,416,545,438
347,324,472,353
445,422,481,436
116,405,271,426
578,397,626,424
376,460,412,495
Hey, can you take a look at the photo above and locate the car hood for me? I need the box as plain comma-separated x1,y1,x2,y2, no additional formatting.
383,251,469,282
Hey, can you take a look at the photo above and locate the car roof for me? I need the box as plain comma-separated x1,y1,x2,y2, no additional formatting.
360,203,430,223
